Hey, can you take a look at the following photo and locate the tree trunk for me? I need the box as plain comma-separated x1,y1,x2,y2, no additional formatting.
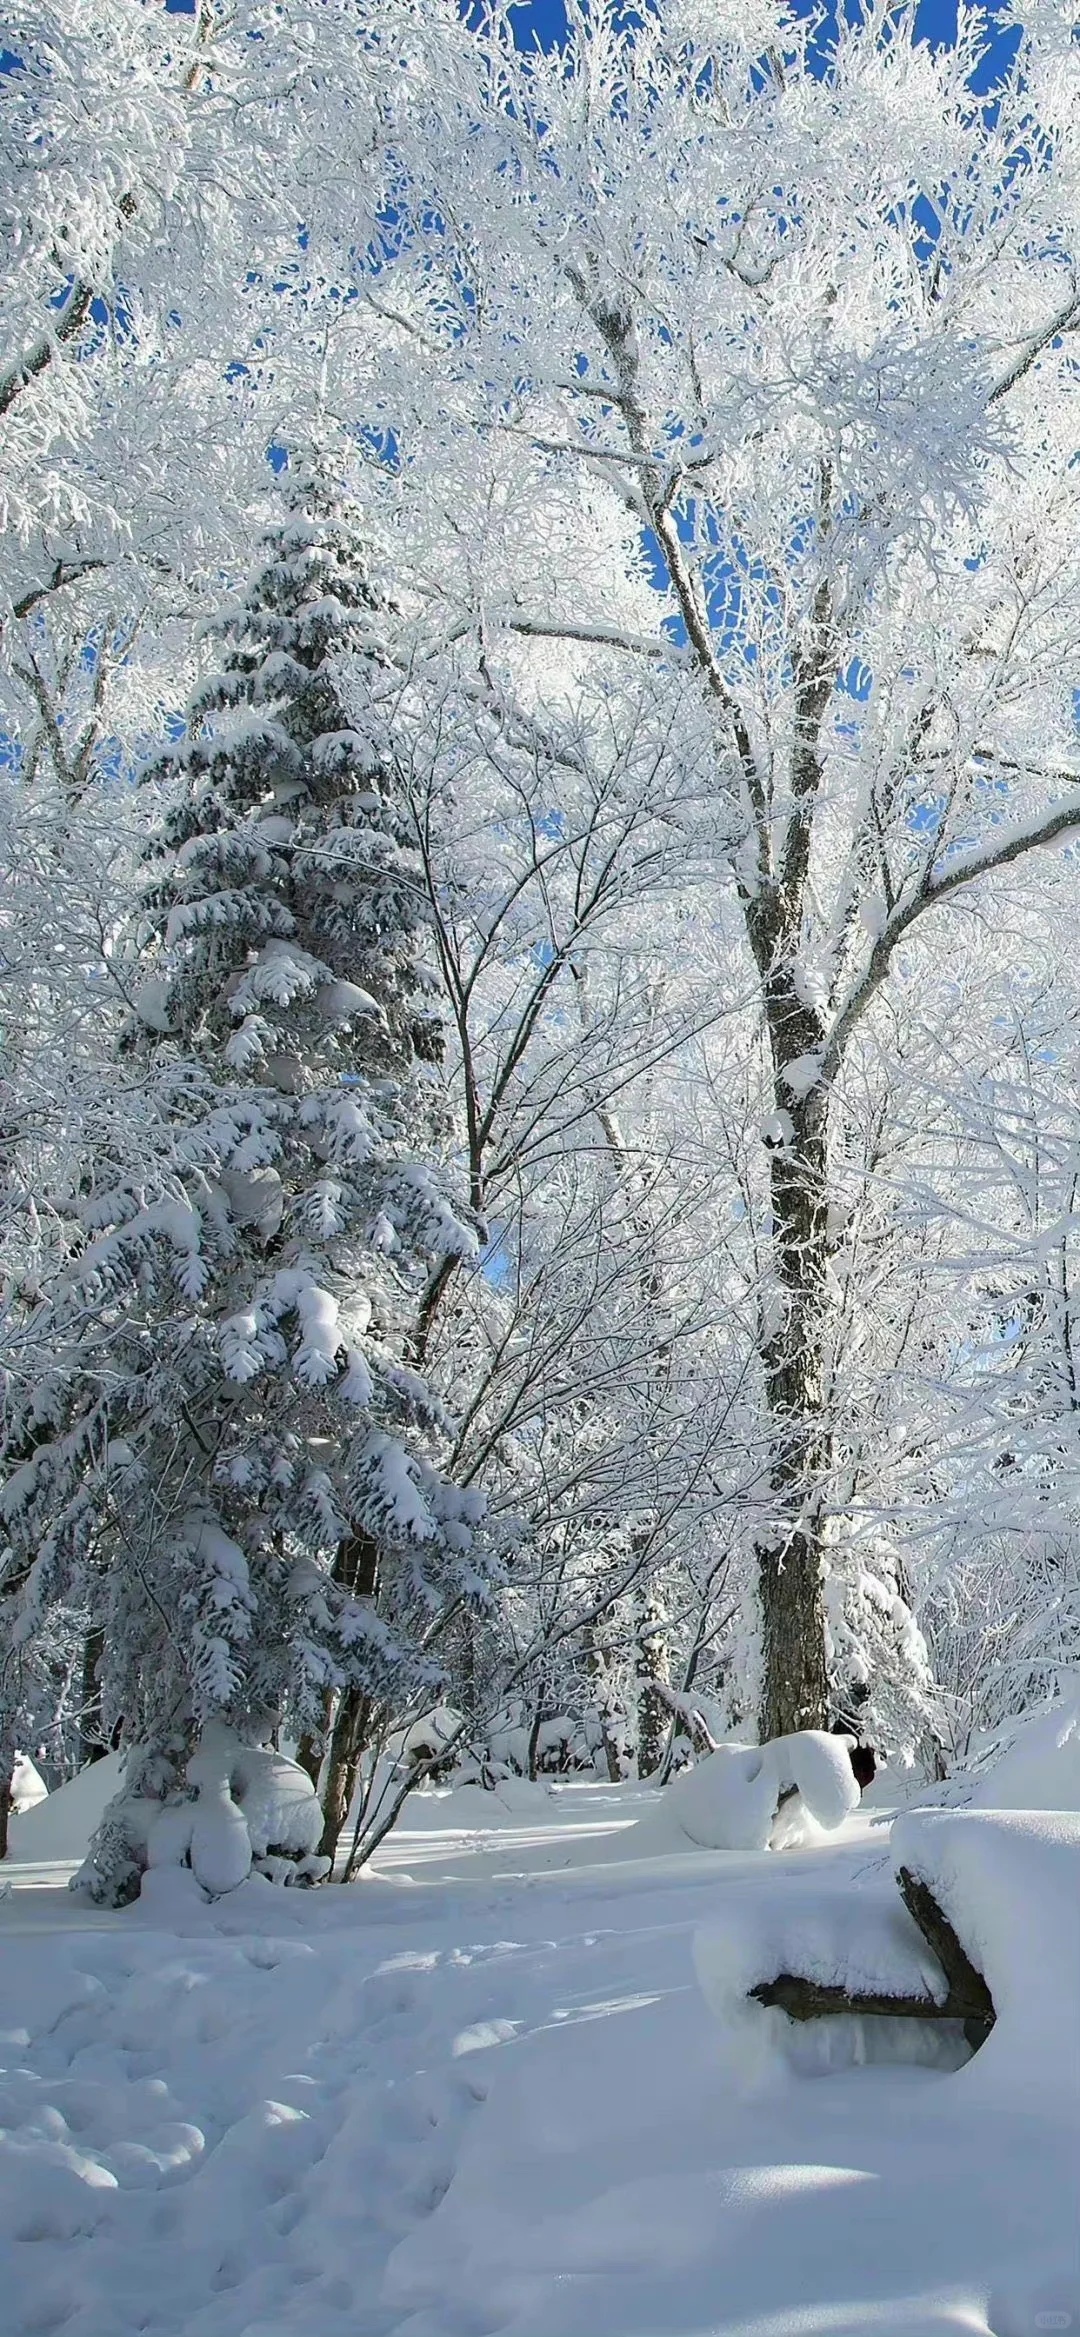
636,1577,671,1778
318,1531,380,1868
583,1609,623,1780
756,1038,833,1741
319,1686,374,1866
0,1706,18,1862
296,1685,333,1791
80,1626,110,1766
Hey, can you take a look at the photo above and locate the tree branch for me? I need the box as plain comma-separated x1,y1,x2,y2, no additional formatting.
988,286,1080,406
825,789,1080,1075
8,558,107,624
0,4,214,425
502,613,671,661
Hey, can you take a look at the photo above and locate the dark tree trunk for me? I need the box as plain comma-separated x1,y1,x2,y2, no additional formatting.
583,1613,623,1782
318,1531,380,1869
80,1626,110,1766
0,1709,18,1861
734,590,837,1747
758,1525,829,1742
754,1003,833,1742
296,1685,333,1791
636,1578,671,1777
319,1686,374,1865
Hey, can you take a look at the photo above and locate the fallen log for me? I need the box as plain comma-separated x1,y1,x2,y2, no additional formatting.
748,1867,995,2052
749,1973,956,2022
895,1865,994,2046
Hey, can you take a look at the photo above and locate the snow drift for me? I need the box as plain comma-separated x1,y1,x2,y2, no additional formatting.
890,1805,1080,2107
2,1753,123,1866
970,1688,1080,1812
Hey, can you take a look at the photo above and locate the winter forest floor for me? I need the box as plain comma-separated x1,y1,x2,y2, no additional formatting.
2,1779,1078,2337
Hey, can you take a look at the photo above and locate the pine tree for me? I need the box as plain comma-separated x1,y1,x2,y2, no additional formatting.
0,462,490,1894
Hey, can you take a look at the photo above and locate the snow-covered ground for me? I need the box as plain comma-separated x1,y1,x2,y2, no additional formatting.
2,1773,1078,2337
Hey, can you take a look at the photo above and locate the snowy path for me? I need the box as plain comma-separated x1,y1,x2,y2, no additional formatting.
2,1783,1078,2337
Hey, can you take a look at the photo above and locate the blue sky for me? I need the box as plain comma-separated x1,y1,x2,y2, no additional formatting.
506,0,1002,52
161,0,1009,48
161,0,1025,88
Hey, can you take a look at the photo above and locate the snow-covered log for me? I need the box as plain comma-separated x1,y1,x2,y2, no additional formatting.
717,1806,1080,2078
749,1862,995,2050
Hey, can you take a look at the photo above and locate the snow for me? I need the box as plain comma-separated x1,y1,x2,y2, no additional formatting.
694,1865,949,2022
398,1704,464,1764
0,1776,1077,2337
27,1729,329,1906
780,1051,825,1097
316,976,381,1024
187,1777,252,1897
10,1754,48,1816
969,1688,1080,1811
2,1755,125,1879
226,1742,325,1862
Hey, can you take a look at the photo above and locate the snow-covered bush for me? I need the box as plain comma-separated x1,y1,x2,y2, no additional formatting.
453,1698,630,1785
637,1731,860,1855
9,1752,47,1816
76,1723,329,1905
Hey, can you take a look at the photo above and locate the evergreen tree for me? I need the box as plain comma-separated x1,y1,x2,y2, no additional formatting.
0,463,489,1893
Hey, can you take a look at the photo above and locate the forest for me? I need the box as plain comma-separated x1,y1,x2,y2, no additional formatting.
4,6,1080,2332
6,0,1080,1872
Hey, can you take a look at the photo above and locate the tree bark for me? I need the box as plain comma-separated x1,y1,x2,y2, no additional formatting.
734,582,837,1745
583,1612,623,1781
756,1048,833,1741
296,1685,333,1791
895,1866,995,2048
80,1627,110,1766
319,1685,374,1866
750,1973,957,2022
319,1531,380,1869
636,1577,671,1777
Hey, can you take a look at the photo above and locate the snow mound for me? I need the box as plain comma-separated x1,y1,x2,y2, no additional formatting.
970,1691,1080,1811
891,1806,1080,2105
638,1730,859,1854
695,1803,1080,2098
2,1753,124,1865
10,1752,48,1815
